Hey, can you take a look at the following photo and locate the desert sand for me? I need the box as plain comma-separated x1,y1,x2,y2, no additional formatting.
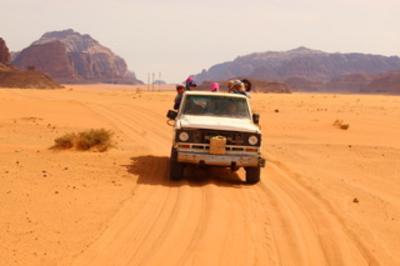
0,84,399,266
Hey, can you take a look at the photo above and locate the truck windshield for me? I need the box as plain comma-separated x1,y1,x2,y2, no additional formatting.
181,95,251,118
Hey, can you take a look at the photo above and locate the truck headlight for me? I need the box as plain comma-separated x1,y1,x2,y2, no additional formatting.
248,135,259,145
179,131,190,142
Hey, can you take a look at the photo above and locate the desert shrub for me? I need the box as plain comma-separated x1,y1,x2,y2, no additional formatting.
333,119,350,130
76,128,114,152
54,133,77,149
53,128,114,152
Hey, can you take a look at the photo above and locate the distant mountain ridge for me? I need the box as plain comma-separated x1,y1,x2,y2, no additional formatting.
12,29,142,84
193,47,400,94
0,37,63,89
7,30,400,93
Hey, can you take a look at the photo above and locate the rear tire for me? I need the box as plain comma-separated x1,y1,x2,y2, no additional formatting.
245,167,260,184
170,148,184,181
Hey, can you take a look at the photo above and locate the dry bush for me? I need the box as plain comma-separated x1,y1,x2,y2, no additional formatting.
333,119,350,130
53,128,114,152
53,133,77,149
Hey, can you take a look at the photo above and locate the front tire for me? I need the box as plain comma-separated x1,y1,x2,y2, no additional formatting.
170,148,184,181
245,167,260,184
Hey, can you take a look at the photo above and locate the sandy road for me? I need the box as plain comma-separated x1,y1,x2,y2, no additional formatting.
71,98,381,266
2,88,396,265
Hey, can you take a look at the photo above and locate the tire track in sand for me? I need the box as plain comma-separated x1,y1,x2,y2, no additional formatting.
72,101,378,266
71,102,222,265
255,151,380,266
82,102,172,155
72,102,277,265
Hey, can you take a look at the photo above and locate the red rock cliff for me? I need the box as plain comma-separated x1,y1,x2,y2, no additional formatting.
12,29,141,84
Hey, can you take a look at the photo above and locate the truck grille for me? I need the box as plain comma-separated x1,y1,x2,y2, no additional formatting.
194,130,246,145
176,129,261,147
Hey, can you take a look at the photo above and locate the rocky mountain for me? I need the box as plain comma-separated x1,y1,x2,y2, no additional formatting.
322,73,376,93
0,38,11,64
192,47,400,94
0,69,64,89
365,71,400,94
11,29,142,84
285,77,322,92
153,80,167,85
0,38,63,89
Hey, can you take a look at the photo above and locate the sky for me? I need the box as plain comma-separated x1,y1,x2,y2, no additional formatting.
2,0,400,84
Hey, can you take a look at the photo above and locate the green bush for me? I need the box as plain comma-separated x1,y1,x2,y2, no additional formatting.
53,128,114,152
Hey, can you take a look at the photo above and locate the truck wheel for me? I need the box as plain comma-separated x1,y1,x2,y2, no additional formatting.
170,149,184,181
245,167,260,184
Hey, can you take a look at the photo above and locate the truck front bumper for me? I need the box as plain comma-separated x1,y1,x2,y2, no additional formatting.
177,152,265,168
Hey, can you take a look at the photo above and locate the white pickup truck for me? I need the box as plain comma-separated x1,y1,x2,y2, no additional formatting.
166,91,265,183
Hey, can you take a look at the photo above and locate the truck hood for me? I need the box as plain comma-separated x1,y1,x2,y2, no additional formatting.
178,115,261,133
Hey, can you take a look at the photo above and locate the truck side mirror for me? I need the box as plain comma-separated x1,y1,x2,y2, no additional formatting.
167,110,178,120
252,113,260,124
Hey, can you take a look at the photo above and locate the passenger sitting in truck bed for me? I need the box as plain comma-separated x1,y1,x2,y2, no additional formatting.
173,85,185,110
185,78,197,91
211,82,220,92
228,80,250,98
241,79,252,98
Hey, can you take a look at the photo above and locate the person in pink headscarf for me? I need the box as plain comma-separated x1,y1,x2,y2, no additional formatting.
185,77,197,91
186,77,193,84
211,82,220,92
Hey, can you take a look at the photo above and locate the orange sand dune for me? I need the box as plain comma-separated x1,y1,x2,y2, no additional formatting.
0,85,399,266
